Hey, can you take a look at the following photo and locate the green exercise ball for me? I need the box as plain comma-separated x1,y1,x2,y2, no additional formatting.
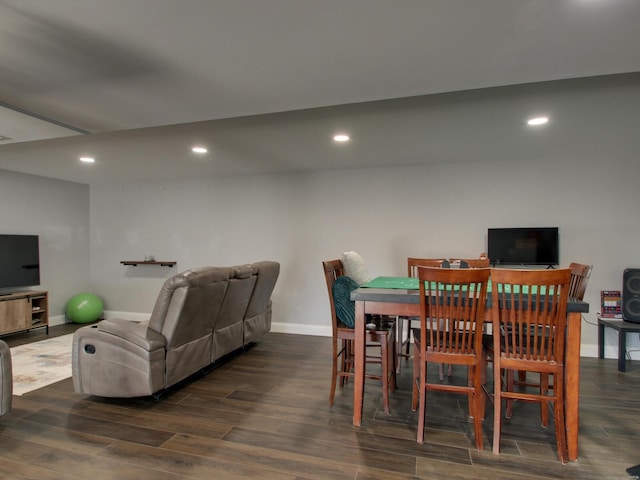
66,292,104,324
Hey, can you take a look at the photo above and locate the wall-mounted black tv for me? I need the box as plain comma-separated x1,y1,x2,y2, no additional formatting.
488,227,559,266
0,235,41,290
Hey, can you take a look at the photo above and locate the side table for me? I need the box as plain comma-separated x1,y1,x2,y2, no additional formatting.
598,316,640,372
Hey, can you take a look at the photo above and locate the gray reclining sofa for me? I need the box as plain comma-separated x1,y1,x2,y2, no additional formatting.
72,261,279,398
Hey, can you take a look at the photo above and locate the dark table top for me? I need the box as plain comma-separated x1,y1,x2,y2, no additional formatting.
351,286,590,313
598,317,640,329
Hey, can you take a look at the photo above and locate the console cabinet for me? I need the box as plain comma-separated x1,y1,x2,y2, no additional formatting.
0,290,48,336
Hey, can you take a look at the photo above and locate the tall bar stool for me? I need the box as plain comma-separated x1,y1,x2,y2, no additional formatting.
322,259,396,414
484,268,572,463
411,266,490,448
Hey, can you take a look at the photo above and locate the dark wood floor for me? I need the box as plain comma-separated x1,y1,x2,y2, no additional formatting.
1,325,639,479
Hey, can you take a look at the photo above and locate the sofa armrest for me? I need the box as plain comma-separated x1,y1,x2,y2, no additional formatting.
96,318,166,351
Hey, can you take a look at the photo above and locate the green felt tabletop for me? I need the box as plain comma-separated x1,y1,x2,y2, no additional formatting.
361,276,545,294
362,276,419,289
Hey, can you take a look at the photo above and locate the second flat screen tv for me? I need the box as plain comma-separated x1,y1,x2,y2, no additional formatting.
488,227,559,266
0,234,41,290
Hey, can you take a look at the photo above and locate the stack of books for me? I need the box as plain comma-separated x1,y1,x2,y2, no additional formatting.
600,290,622,318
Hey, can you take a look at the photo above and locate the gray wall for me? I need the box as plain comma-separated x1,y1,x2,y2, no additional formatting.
2,74,639,359
0,170,90,322
88,75,640,358
88,151,640,358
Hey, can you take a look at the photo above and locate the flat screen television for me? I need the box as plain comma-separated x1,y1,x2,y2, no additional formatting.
0,234,41,290
488,227,559,266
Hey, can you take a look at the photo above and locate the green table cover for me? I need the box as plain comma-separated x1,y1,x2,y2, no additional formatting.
362,276,546,294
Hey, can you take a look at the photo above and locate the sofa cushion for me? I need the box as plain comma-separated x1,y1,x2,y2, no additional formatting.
341,251,372,285
233,264,256,279
332,275,360,328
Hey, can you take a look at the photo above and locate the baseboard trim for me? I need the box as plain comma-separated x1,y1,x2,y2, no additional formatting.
271,322,331,337
61,311,618,358
49,314,67,326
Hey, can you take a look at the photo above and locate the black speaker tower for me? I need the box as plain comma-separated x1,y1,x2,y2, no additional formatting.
622,268,640,324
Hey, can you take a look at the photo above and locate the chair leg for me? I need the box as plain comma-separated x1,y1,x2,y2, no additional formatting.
437,362,453,381
553,371,568,464
404,323,412,356
479,349,488,422
396,317,405,372
417,357,427,444
471,365,484,451
389,330,397,392
329,338,339,405
411,342,420,411
505,369,514,419
540,373,550,427
340,339,351,387
380,336,390,415
492,358,502,455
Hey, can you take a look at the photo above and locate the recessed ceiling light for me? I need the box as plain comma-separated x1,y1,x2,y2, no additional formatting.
333,134,350,142
527,116,549,126
79,156,95,163
192,146,208,153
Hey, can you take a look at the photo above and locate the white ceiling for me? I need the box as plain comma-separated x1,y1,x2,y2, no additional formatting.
0,0,639,184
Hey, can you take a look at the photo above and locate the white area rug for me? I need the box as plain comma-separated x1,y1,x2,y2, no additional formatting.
10,333,74,395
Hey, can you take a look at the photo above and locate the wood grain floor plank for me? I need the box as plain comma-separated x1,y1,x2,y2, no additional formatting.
160,433,360,479
21,408,175,447
1,327,639,479
148,398,287,432
29,447,195,480
0,417,114,455
222,426,418,475
0,456,83,480
111,410,233,439
97,439,300,479
275,419,472,465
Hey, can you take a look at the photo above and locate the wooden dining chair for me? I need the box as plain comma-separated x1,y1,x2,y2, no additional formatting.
568,262,593,301
411,266,490,449
485,268,572,463
322,259,396,414
451,258,491,268
512,262,593,425
407,258,449,277
397,258,448,375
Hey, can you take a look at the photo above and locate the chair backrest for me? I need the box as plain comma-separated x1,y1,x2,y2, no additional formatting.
568,262,593,300
408,258,448,277
490,268,571,365
323,259,345,339
452,258,491,268
417,266,490,356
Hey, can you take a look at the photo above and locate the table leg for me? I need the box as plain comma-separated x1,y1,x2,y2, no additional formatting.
353,300,365,427
565,311,581,462
618,330,626,372
598,320,605,359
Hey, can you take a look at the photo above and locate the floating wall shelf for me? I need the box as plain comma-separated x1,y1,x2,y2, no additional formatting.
120,261,177,267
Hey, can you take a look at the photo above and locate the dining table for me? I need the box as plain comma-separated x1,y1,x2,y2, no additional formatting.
350,276,589,461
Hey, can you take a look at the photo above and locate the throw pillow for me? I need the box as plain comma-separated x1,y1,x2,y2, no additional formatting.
332,275,360,328
341,251,372,285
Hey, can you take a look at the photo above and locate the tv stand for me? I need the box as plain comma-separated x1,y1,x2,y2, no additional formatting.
0,290,49,337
